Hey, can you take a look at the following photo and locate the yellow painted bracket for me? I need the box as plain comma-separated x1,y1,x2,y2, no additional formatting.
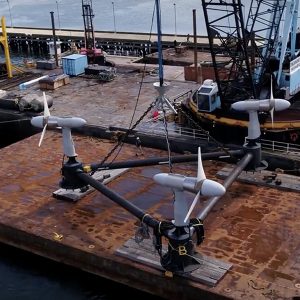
0,16,12,78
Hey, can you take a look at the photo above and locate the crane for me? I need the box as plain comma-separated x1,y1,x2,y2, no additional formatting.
0,16,12,78
80,0,104,64
201,0,299,106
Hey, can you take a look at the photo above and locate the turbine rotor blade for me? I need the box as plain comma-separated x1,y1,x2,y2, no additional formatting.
43,91,50,118
270,78,274,100
184,180,226,223
184,191,200,223
38,124,47,147
270,107,274,128
184,147,207,223
269,79,275,128
197,147,206,181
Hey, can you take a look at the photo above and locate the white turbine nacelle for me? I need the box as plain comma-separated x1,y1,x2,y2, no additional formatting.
31,116,87,129
231,98,290,113
31,116,86,157
231,97,290,140
30,92,87,157
153,173,225,197
153,147,225,226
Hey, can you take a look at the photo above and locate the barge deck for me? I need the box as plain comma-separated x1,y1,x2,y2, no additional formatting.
0,131,299,299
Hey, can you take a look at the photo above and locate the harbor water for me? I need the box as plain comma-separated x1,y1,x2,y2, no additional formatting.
0,242,162,299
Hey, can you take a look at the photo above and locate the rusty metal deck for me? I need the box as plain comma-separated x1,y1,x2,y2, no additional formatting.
0,131,299,299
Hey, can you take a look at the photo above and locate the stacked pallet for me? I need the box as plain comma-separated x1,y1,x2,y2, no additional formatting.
39,74,70,90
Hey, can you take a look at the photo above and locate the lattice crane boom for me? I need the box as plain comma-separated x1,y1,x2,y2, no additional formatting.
201,0,297,102
82,0,95,50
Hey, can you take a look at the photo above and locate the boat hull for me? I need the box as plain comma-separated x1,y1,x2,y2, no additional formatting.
0,110,40,148
183,98,300,145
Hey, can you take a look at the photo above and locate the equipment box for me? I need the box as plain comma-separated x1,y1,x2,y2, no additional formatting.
36,60,56,70
62,54,88,76
39,74,70,90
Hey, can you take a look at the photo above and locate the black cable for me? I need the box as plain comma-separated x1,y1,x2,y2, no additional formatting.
162,108,173,173
91,2,157,172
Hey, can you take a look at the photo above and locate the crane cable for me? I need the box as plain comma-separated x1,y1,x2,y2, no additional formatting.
91,2,157,173
162,108,173,173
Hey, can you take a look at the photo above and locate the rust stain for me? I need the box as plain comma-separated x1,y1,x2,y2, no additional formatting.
0,131,299,299
260,268,295,282
236,205,268,221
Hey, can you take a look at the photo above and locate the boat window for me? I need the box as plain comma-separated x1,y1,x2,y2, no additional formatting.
211,94,216,104
199,87,212,94
285,75,290,81
197,94,210,111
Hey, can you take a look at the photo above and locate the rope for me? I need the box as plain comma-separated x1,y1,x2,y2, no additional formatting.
91,3,157,173
90,103,155,174
178,106,235,159
162,109,173,173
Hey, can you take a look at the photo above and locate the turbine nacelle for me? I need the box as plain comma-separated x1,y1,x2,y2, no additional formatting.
153,173,225,197
231,98,290,113
30,92,87,157
31,116,87,129
153,148,225,226
231,97,290,140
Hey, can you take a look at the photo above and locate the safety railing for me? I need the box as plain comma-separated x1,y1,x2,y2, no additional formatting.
245,138,300,157
138,123,210,142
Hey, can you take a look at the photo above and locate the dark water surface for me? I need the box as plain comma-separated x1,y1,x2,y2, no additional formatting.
0,242,163,300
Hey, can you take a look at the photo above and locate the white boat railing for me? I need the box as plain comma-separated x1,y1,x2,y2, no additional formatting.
139,124,300,157
138,123,210,141
245,138,300,156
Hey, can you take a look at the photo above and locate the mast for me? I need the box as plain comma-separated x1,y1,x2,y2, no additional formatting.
153,0,176,114
155,0,164,86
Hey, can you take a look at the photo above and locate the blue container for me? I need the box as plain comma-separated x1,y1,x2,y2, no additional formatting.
62,54,88,76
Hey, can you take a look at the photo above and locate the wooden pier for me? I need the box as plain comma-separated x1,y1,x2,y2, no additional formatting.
5,27,213,57
6,26,210,45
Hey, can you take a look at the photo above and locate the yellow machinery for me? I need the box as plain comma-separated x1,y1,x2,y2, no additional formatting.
0,16,12,78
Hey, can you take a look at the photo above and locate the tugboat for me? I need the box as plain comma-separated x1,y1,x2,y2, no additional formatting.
184,0,300,144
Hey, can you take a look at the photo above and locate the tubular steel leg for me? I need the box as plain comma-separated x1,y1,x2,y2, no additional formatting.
197,153,253,221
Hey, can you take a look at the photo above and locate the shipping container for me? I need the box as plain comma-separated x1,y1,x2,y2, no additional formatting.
62,54,88,76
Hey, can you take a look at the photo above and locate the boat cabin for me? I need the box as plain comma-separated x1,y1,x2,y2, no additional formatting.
193,79,221,112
